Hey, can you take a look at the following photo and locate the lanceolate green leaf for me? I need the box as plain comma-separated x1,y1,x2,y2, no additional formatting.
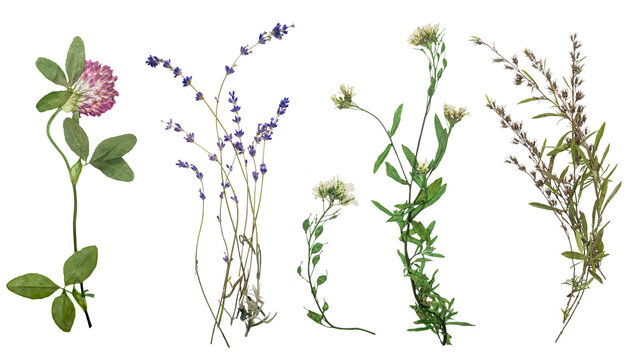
371,200,392,216
374,144,391,174
575,231,584,254
389,104,404,136
561,251,585,261
434,114,445,141
532,112,566,119
36,57,67,86
402,144,416,168
63,117,89,161
446,321,475,326
7,273,59,299
529,202,559,212
602,181,621,212
426,184,447,207
385,162,408,185
63,245,98,286
66,36,85,86
51,292,75,332
36,91,72,112
518,97,542,104
431,115,448,170
594,122,605,149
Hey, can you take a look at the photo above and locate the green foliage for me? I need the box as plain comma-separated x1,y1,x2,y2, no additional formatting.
298,198,374,334
389,104,404,136
63,117,89,161
307,310,323,324
36,57,67,86
90,134,137,162
402,145,417,168
385,162,408,185
66,36,85,86
7,245,97,332
91,158,135,182
476,33,620,341
89,134,137,181
71,287,88,312
70,159,83,185
52,292,75,332
371,200,392,216
36,91,72,112
7,273,59,299
341,26,470,345
317,275,327,286
374,144,392,174
64,246,98,286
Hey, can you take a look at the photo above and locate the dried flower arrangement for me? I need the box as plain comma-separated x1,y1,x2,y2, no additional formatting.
7,36,136,332
147,23,293,346
298,177,374,334
332,24,473,345
472,33,621,341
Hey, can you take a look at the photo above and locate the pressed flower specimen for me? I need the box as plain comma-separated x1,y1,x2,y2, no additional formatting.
147,23,293,346
332,24,473,345
6,37,136,332
298,177,374,335
472,34,621,342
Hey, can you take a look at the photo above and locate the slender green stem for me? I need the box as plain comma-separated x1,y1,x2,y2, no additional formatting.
46,108,92,328
46,109,70,172
193,182,230,347
304,203,375,335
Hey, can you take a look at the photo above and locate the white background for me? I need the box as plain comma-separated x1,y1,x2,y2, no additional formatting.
1,0,633,358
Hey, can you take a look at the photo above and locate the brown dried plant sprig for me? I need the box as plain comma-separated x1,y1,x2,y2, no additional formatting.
471,34,622,342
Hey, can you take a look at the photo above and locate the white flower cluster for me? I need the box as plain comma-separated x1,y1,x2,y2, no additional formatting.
313,176,358,206
443,104,469,126
408,24,440,47
331,84,356,110
416,159,430,175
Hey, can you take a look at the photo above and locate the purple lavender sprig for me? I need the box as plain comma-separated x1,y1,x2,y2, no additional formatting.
147,22,294,346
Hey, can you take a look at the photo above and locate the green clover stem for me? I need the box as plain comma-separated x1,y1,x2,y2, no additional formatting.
46,108,92,328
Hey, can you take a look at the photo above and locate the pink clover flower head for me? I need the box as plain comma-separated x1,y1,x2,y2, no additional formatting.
63,60,118,116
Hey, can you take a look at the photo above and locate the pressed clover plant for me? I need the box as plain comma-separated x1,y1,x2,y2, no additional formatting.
147,23,293,346
472,34,621,342
298,177,374,335
332,24,472,345
6,37,136,332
